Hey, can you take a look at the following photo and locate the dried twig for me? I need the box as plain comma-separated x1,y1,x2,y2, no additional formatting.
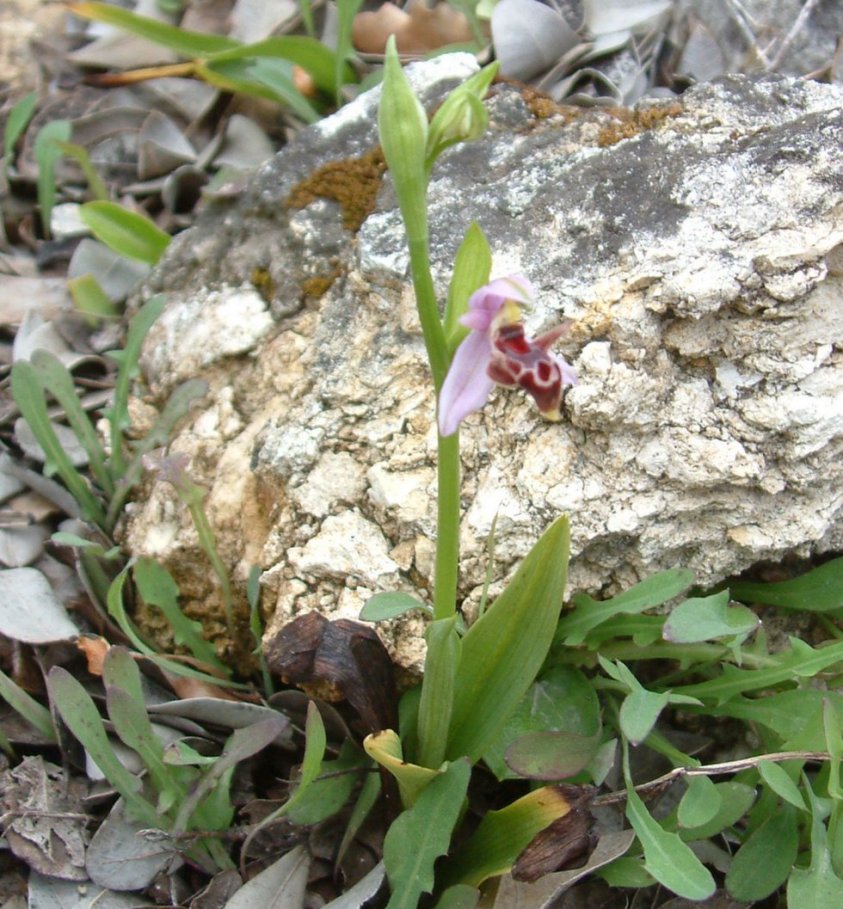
767,0,823,71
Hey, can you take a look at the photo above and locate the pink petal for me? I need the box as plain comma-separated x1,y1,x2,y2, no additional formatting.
438,331,495,436
460,273,536,331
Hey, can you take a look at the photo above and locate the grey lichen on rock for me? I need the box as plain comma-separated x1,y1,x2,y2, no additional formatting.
127,58,843,675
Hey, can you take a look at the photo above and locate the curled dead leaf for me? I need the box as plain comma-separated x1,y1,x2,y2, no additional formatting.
353,2,474,55
76,634,111,676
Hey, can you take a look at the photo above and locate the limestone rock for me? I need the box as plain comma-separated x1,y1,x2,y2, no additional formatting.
126,59,843,674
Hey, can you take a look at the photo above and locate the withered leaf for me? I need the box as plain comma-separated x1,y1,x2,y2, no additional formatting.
265,612,397,735
511,786,596,883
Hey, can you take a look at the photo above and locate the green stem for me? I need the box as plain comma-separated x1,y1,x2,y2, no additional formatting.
408,236,448,391
434,431,461,620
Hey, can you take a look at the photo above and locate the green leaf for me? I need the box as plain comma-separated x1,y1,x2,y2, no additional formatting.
364,729,439,808
360,591,431,621
244,59,322,123
483,666,601,781
662,590,760,643
69,2,235,55
0,667,56,742
620,688,670,746
788,776,843,907
433,885,479,909
556,568,694,646
444,222,492,350
34,119,71,238
677,775,722,830
47,667,159,826
726,805,798,900
417,616,461,769
333,0,363,105
30,350,113,497
67,273,120,323
758,760,806,811
730,556,843,612
79,201,170,265
55,140,108,200
625,786,715,900
4,90,37,171
383,758,471,909
678,781,756,840
445,515,569,762
286,742,368,826
11,360,107,527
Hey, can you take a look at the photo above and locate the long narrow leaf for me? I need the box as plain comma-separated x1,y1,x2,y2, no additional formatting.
34,119,71,238
417,616,461,768
4,91,37,172
0,667,56,741
446,515,569,762
334,0,363,105
30,350,113,497
11,361,107,527
79,202,170,265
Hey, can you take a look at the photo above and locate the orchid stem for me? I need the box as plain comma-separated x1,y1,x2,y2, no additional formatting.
434,430,460,620
408,236,448,390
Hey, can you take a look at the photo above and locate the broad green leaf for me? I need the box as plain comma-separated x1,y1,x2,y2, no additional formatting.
360,591,431,621
34,119,71,238
730,556,843,612
79,201,170,265
758,760,806,811
662,590,759,643
484,666,601,780
672,638,843,705
417,616,461,769
0,667,56,742
677,775,721,829
598,856,655,888
286,742,368,826
625,786,715,900
383,758,471,909
678,781,756,841
556,568,694,646
620,688,670,746
439,785,576,888
67,273,119,323
364,729,438,808
433,885,479,909
11,360,107,527
4,90,37,170
134,557,226,673
69,2,235,55
30,350,113,497
444,222,492,349
726,805,798,900
47,667,158,826
446,515,569,762
788,776,843,907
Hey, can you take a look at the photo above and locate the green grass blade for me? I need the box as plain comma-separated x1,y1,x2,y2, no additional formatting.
445,515,569,762
334,0,363,106
69,2,236,56
79,201,171,265
30,350,114,497
11,360,107,527
0,667,56,742
55,140,108,200
4,90,37,172
34,119,71,239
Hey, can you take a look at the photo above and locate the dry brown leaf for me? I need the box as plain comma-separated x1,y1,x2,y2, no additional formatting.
76,634,111,676
353,1,474,55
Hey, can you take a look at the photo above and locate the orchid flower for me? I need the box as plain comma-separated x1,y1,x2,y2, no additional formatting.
438,275,577,437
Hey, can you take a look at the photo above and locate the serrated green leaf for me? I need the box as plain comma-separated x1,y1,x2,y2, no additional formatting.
79,201,170,265
626,785,715,900
361,591,431,621
556,568,694,646
663,590,760,643
446,515,569,762
730,556,843,612
383,758,471,909
726,805,798,900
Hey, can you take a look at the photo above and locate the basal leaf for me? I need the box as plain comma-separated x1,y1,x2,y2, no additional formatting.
626,785,715,900
79,201,170,265
417,617,461,769
34,119,71,238
758,760,806,811
382,758,471,909
67,273,120,323
360,591,431,621
663,590,760,643
677,775,721,830
446,515,569,762
678,781,756,841
0,667,56,741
